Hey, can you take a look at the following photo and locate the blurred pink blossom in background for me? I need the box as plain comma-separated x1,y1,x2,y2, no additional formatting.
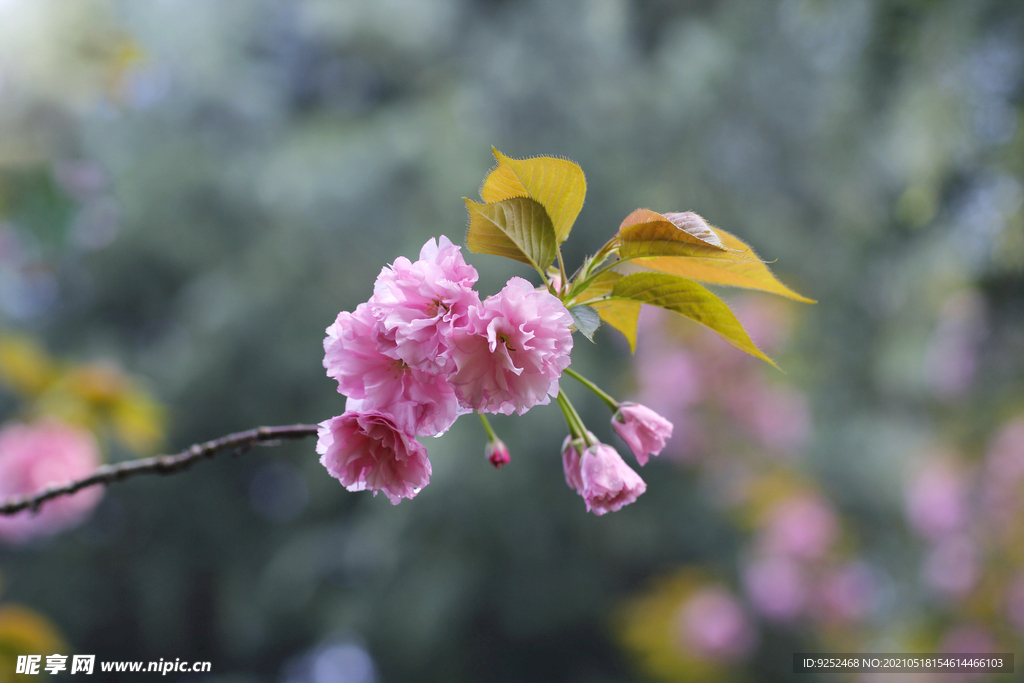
980,417,1024,529
1005,573,1024,634
760,493,838,560
674,586,757,662
905,457,970,541
939,623,995,654
742,555,807,622
925,292,987,401
816,561,878,624
725,381,811,456
634,348,701,420
922,535,978,600
0,420,103,543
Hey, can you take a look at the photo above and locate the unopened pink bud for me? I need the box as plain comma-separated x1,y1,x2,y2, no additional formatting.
487,440,510,469
612,402,673,466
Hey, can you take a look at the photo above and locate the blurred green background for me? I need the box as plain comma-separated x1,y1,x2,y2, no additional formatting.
1,0,1023,681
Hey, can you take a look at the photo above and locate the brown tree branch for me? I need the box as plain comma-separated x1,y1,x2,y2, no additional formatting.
0,424,320,516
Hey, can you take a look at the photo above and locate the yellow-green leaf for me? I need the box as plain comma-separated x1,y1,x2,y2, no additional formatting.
0,334,56,397
590,299,641,352
0,605,66,683
619,209,727,256
465,196,558,273
480,149,586,244
576,270,622,302
609,272,775,365
636,224,814,303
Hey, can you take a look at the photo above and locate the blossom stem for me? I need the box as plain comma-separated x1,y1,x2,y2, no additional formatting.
556,249,569,298
477,413,499,442
564,367,619,411
556,391,583,441
557,391,595,448
566,253,640,301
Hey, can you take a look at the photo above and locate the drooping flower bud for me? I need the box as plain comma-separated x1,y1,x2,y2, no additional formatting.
486,439,510,469
611,402,673,466
580,443,647,515
561,436,584,495
562,436,646,515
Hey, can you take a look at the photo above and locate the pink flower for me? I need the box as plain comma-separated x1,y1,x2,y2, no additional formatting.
674,586,757,662
450,277,573,415
579,443,646,515
372,236,482,375
485,439,510,469
323,303,462,436
0,420,103,544
612,402,673,466
317,411,431,505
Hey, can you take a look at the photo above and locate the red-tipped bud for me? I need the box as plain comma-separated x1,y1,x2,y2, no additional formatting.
486,439,510,469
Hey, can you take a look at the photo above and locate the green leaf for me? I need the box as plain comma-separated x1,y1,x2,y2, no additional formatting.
480,148,586,244
590,299,641,352
609,272,775,365
465,196,558,274
618,209,730,259
568,305,601,342
629,218,815,303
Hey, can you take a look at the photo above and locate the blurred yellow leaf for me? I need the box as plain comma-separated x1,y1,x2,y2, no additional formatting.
63,364,126,405
31,393,95,433
31,361,165,455
111,390,165,453
0,606,66,683
480,149,586,244
0,335,56,397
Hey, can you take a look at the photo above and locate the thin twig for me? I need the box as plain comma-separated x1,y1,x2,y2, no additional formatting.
0,424,320,516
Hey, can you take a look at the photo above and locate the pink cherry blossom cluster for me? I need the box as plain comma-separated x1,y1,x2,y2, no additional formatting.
318,235,676,513
319,236,576,504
